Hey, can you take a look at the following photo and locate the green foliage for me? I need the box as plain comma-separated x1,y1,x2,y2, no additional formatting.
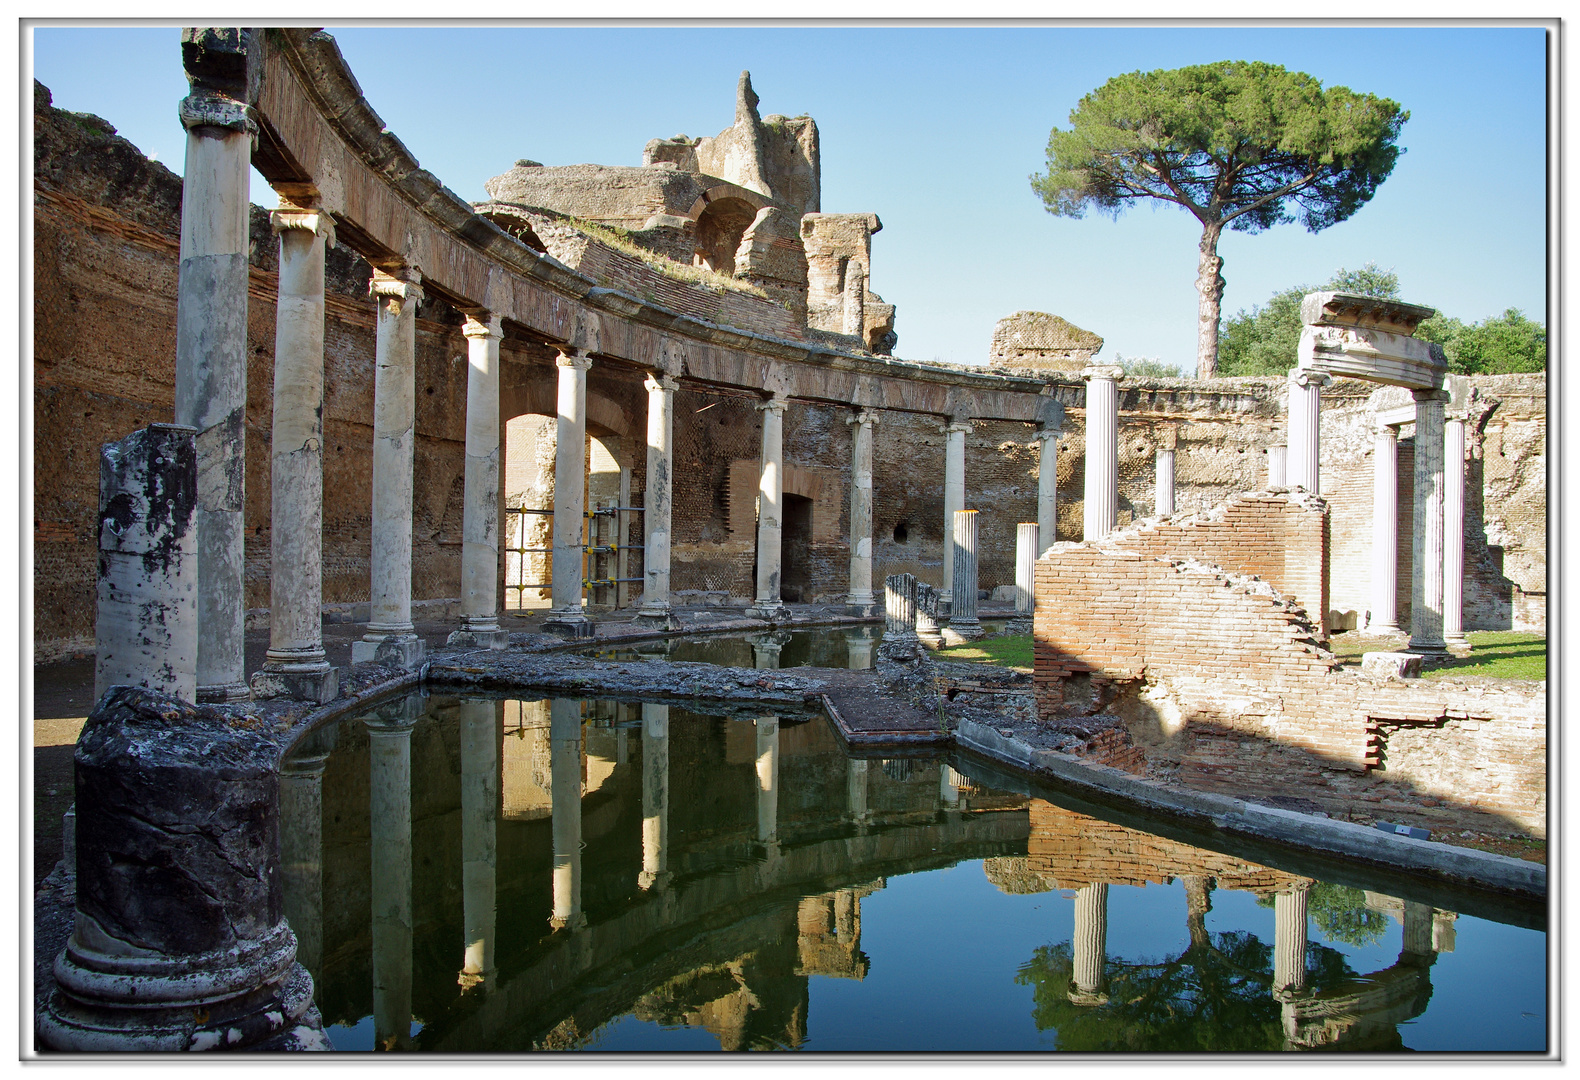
1253,883,1390,948
1420,308,1547,375
1218,263,1398,376
1326,262,1401,299
1115,354,1188,378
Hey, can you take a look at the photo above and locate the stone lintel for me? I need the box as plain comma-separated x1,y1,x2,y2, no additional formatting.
1300,291,1437,336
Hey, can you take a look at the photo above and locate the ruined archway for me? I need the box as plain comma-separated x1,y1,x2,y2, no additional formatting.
693,197,759,276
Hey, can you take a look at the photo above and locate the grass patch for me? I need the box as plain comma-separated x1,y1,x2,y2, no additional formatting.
1424,631,1545,681
935,633,1033,672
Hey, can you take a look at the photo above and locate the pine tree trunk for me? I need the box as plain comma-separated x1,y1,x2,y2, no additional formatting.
1195,223,1226,379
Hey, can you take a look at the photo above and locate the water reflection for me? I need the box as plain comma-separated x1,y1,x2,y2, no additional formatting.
582,622,998,670
279,694,1545,1053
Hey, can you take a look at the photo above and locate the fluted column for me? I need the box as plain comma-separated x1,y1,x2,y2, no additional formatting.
941,420,970,605
543,349,594,637
756,716,780,850
638,373,678,627
1410,388,1450,655
1015,523,1038,617
366,701,420,1051
943,510,982,643
354,267,425,669
1267,443,1288,489
458,700,498,990
280,726,336,983
846,409,877,614
1155,449,1176,517
1035,423,1060,557
252,207,337,704
1069,883,1109,1006
750,394,788,619
1443,412,1467,649
1369,424,1401,633
174,41,254,704
1081,366,1121,541
549,698,585,931
639,703,670,891
447,315,509,649
1273,883,1310,998
1285,369,1330,494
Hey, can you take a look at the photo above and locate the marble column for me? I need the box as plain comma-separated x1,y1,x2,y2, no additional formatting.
1443,412,1468,649
846,409,878,615
884,573,917,640
1036,420,1061,557
447,315,510,649
1155,449,1176,517
251,207,338,704
94,424,199,704
756,716,780,849
544,349,594,637
941,420,970,606
1015,523,1038,616
639,703,670,891
1267,443,1288,489
638,373,678,628
1273,883,1310,998
458,700,498,990
942,510,983,643
354,267,426,669
280,724,336,983
1369,424,1401,633
845,626,876,669
847,757,869,830
1409,388,1450,656
1285,369,1330,495
1069,883,1109,1006
366,701,419,1051
1081,366,1122,541
174,50,254,705
549,698,585,931
750,395,789,619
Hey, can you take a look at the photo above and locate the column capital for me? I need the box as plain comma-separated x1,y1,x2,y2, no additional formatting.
178,90,258,137
1291,367,1332,390
371,266,424,304
1081,364,1124,382
555,348,593,371
1034,425,1060,445
1412,387,1451,404
643,372,678,394
943,419,973,435
757,394,788,415
270,208,335,245
846,408,878,428
462,313,502,341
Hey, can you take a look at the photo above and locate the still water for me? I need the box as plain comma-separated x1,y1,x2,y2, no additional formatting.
279,692,1547,1053
576,620,1007,670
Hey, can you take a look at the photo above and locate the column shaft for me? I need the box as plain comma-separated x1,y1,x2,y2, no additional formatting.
846,410,877,613
1155,448,1176,517
751,396,788,618
1267,444,1288,489
280,734,333,981
1286,371,1327,494
1410,389,1449,654
448,316,509,649
756,716,780,847
459,700,498,988
639,374,676,624
1036,428,1059,556
942,421,969,603
547,351,593,635
1370,426,1400,632
1082,367,1121,541
944,509,983,642
1443,416,1467,646
1015,522,1038,616
1273,886,1310,997
549,699,585,930
640,703,670,891
367,712,416,1051
1070,883,1109,1004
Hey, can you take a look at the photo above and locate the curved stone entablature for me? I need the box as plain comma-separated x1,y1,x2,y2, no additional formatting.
480,161,771,234
1297,291,1446,391
249,28,1054,422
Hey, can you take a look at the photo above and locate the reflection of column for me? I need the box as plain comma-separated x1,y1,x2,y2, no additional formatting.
1082,366,1121,541
1369,424,1401,633
280,726,336,982
1069,883,1109,1006
941,420,970,605
448,315,509,649
944,509,983,642
750,395,788,619
1401,899,1436,964
459,700,498,989
1443,412,1467,649
845,627,876,670
1035,424,1060,557
252,207,338,704
1286,369,1329,494
847,757,869,829
366,702,419,1051
1267,443,1288,489
940,763,960,807
1273,883,1311,998
546,350,594,637
756,716,780,848
1409,388,1449,655
752,630,788,669
549,699,585,931
640,703,670,891
638,373,677,627
354,267,426,669
846,409,877,614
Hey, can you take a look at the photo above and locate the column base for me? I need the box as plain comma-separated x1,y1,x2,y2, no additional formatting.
634,606,680,632
196,681,251,705
748,600,789,622
1406,637,1451,659
914,613,944,649
1005,615,1034,635
249,665,339,704
350,634,427,669
637,869,672,892
1444,634,1472,657
549,912,588,934
541,609,595,639
447,626,512,649
941,619,984,646
846,599,879,618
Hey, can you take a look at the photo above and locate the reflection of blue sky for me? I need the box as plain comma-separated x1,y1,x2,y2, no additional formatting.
1397,915,1547,1052
325,1016,424,1052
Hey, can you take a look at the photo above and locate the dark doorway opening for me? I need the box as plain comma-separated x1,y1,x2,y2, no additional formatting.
781,493,814,602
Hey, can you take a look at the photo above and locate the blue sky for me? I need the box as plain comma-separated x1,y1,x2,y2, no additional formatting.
30,23,1550,372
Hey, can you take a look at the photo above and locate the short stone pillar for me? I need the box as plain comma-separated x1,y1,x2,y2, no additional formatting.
846,409,878,615
1443,408,1468,650
1409,387,1450,656
251,206,339,704
1154,433,1176,518
914,581,945,648
38,687,327,1051
639,703,670,892
1285,369,1331,494
1035,402,1064,558
354,267,426,669
544,349,594,638
365,695,421,1051
549,698,585,932
280,722,336,982
1369,423,1401,633
749,394,789,620
459,700,498,990
448,315,511,649
1082,366,1122,541
174,29,255,705
1010,522,1037,633
1068,883,1109,1006
1267,443,1288,489
94,424,199,704
884,573,918,639
942,510,983,644
1273,883,1311,999
756,716,780,849
638,373,678,629
941,420,971,606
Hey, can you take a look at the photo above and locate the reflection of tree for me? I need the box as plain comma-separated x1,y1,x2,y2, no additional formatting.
1256,883,1389,949
1016,922,1360,1051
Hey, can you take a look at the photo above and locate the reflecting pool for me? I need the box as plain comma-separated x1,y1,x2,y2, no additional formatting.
279,692,1547,1053
576,620,1007,670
